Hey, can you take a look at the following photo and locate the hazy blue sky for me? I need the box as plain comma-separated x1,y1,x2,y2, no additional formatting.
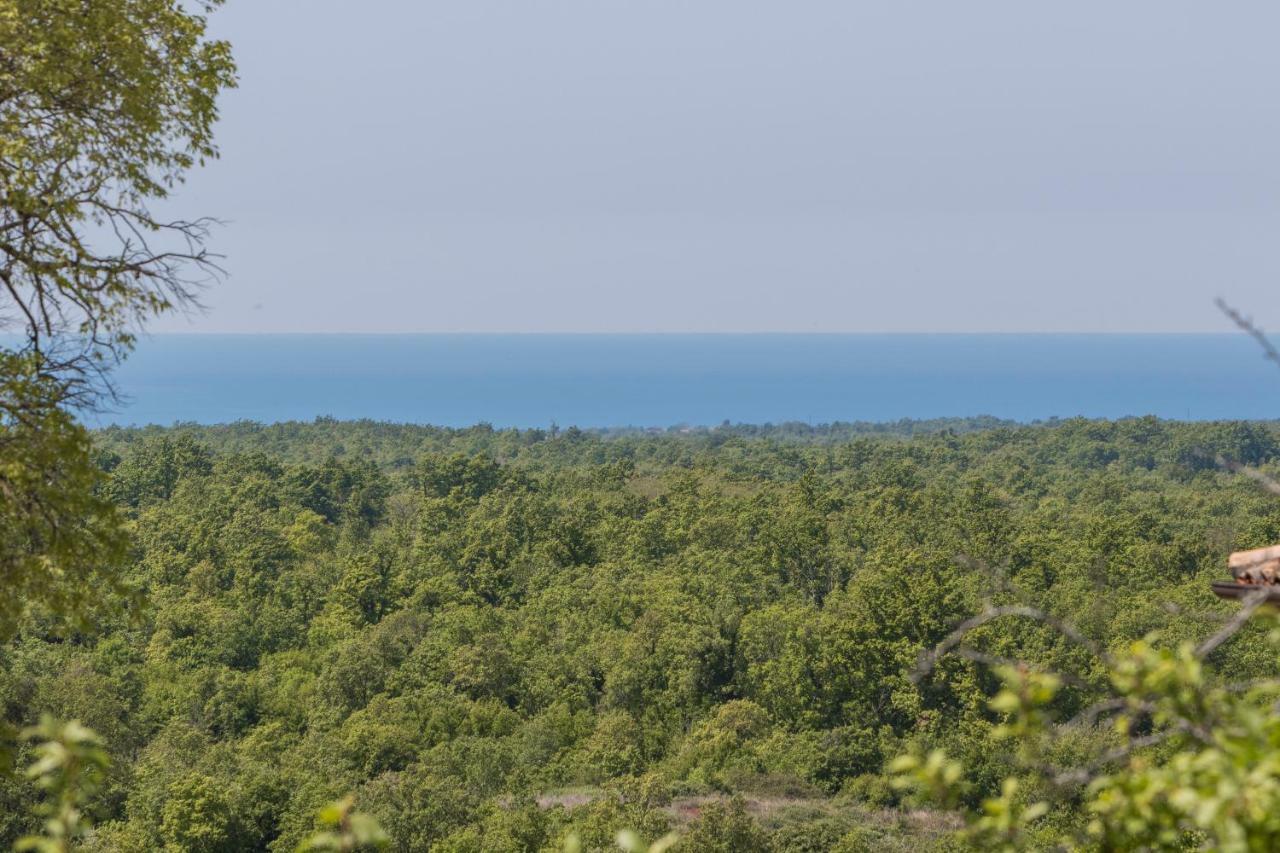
156,1,1280,333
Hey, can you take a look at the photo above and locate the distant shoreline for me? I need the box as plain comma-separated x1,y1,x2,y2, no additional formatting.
93,415,1280,439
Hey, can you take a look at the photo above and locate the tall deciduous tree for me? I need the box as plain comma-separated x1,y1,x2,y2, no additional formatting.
0,0,235,645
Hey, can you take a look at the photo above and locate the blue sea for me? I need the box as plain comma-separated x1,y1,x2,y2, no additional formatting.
90,334,1280,428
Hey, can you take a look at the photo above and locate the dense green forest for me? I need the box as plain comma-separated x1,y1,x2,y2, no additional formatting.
11,1,1280,849
4,416,1279,850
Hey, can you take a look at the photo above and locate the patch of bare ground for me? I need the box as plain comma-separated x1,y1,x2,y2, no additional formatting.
534,788,961,835
669,795,958,832
536,788,600,810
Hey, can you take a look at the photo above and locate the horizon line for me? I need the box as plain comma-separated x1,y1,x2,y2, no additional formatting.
140,329,1250,337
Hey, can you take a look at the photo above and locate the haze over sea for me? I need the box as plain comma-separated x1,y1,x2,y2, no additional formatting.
93,334,1280,428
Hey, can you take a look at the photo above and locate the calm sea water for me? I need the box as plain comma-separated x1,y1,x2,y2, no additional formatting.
89,334,1280,428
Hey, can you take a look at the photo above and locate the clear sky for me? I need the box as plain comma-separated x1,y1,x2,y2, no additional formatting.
156,1,1280,333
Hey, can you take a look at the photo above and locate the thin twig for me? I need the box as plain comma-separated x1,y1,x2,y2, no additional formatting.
1217,297,1280,370
1060,698,1127,730
1052,716,1216,788
1215,454,1280,497
1053,732,1174,786
914,605,1107,683
953,647,1093,690
1196,587,1271,658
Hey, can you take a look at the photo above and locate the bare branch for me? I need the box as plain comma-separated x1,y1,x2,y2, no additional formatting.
1196,587,1271,658
1060,698,1127,730
1217,297,1280,371
914,604,1107,684
1053,731,1177,787
951,647,1094,690
1215,454,1280,497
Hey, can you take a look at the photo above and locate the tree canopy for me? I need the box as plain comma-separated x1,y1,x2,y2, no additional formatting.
4,418,1279,850
0,0,235,649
